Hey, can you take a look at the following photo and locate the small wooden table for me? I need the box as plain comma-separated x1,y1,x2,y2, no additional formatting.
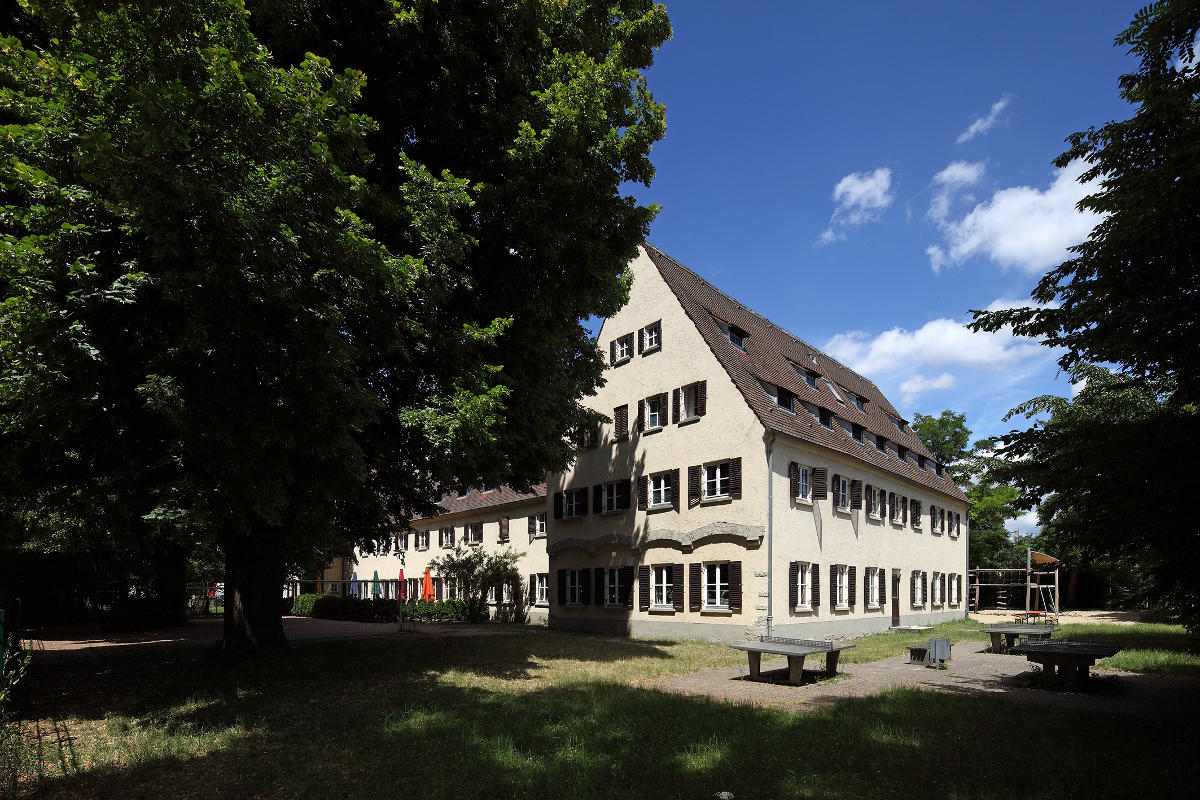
984,623,1058,653
731,637,855,684
1008,641,1121,683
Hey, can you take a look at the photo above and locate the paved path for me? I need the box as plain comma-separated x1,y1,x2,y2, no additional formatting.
651,643,1200,720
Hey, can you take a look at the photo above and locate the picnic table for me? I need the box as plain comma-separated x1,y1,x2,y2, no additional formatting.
730,636,855,684
984,623,1058,653
1008,640,1121,683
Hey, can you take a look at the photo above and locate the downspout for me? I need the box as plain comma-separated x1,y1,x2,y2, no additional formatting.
765,431,776,639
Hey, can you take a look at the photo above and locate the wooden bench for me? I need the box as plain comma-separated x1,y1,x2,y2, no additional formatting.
983,623,1057,654
1008,641,1121,683
730,637,855,685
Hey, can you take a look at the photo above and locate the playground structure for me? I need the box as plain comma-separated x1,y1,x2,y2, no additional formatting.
969,549,1061,622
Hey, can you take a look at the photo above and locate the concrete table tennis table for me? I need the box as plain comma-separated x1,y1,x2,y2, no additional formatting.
984,623,1058,654
1008,640,1121,683
731,637,855,684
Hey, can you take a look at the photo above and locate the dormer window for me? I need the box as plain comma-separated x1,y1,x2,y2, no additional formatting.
818,408,834,429
808,352,819,365
876,436,888,453
851,394,866,413
852,424,864,443
762,381,796,412
803,369,818,389
897,446,908,463
935,463,943,478
888,414,905,432
716,319,747,350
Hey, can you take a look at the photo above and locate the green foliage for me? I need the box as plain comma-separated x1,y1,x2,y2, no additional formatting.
290,594,321,617
310,595,398,623
402,598,469,623
429,544,523,622
0,0,669,647
910,410,971,475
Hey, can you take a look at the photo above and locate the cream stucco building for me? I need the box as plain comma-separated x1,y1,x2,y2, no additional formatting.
355,243,968,641
548,244,969,642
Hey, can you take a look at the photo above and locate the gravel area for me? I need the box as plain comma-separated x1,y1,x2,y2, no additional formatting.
650,641,1200,720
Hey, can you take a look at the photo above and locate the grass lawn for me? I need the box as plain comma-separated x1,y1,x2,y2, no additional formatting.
7,624,1199,799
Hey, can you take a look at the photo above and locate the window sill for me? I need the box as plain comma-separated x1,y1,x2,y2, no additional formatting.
641,344,661,356
531,533,547,540
834,604,850,612
649,606,675,615
612,356,631,367
794,497,813,507
642,426,663,436
794,605,812,613
677,416,701,428
559,515,583,522
468,541,482,546
700,495,732,506
613,434,629,443
603,603,628,610
834,506,850,515
533,602,549,608
701,607,732,616
602,508,623,516
647,503,673,514
867,603,880,610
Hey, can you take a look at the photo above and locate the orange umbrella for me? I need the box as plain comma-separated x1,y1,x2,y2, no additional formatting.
397,568,405,600
422,567,434,601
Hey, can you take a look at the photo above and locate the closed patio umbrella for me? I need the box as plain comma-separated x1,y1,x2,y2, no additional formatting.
423,567,434,600
349,571,358,597
371,570,381,598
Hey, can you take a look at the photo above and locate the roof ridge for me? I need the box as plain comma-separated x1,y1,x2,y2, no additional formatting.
642,243,891,407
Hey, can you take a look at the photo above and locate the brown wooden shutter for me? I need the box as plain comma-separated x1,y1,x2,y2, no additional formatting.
553,492,563,519
594,568,605,605
832,474,841,506
887,491,895,520
729,457,742,499
811,563,820,608
940,573,946,603
729,561,742,612
593,484,602,515
499,517,509,541
672,388,680,424
689,563,702,611
579,568,591,606
850,479,863,510
636,399,645,433
697,380,707,416
609,339,616,364
671,468,680,512
829,564,837,608
615,405,628,439
638,565,650,611
902,496,908,524
620,566,635,607
922,571,928,602
672,563,684,612
688,465,701,507
789,562,799,608
638,328,645,354
848,566,857,608
557,569,567,605
528,515,536,539
529,574,536,603
879,568,886,605
911,571,917,605
617,480,631,510
813,468,828,499
789,462,799,499
637,475,648,511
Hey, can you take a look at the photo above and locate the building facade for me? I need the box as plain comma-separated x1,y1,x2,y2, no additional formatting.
547,245,969,642
353,486,550,624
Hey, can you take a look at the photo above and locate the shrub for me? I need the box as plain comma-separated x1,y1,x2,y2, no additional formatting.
291,593,320,617
305,594,398,623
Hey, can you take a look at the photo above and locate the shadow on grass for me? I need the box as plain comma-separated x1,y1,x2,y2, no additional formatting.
19,669,1200,799
1055,623,1198,653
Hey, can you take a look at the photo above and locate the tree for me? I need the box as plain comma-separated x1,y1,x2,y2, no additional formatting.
1,1,670,649
911,410,972,479
428,545,522,623
971,1,1200,631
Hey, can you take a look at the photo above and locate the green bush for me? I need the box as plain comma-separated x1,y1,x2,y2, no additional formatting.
305,594,398,623
402,597,469,623
291,593,320,617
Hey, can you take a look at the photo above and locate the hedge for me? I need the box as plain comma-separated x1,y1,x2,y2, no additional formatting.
402,598,469,623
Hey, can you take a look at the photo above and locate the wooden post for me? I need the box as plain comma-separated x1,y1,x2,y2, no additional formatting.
1054,568,1060,617
1025,549,1031,617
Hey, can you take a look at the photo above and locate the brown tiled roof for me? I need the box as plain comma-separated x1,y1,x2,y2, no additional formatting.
645,244,967,502
426,483,547,519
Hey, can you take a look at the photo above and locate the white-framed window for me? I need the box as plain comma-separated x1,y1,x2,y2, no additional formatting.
681,383,700,420
646,394,665,430
567,569,584,605
704,562,730,609
891,496,902,524
651,565,674,608
704,461,730,499
851,394,866,413
796,465,811,502
912,571,924,607
643,321,661,351
803,369,818,389
468,522,483,544
605,568,622,606
604,482,619,513
868,486,880,518
866,567,880,608
818,408,834,429
439,526,453,547
717,321,746,350
650,473,672,508
486,586,496,603
535,573,548,605
563,488,585,518
502,582,512,604
795,562,812,610
835,565,849,609
833,475,849,510
416,530,430,550
535,513,547,537
397,533,408,552
615,334,633,362
932,572,942,607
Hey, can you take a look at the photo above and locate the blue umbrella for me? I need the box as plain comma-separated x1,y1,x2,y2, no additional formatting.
349,571,358,597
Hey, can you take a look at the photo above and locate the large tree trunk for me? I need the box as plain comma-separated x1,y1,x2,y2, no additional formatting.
151,539,189,627
223,524,289,651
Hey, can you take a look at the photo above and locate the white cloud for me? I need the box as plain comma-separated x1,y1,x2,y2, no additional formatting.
898,372,956,405
1070,376,1088,398
928,160,986,226
926,159,1102,274
957,94,1012,144
824,317,1044,378
817,167,894,245
1012,509,1041,536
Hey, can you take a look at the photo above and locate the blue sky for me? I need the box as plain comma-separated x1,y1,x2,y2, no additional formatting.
624,1,1139,490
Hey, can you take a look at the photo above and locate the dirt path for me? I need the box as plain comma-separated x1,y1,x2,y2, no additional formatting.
651,642,1200,720
969,609,1154,626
